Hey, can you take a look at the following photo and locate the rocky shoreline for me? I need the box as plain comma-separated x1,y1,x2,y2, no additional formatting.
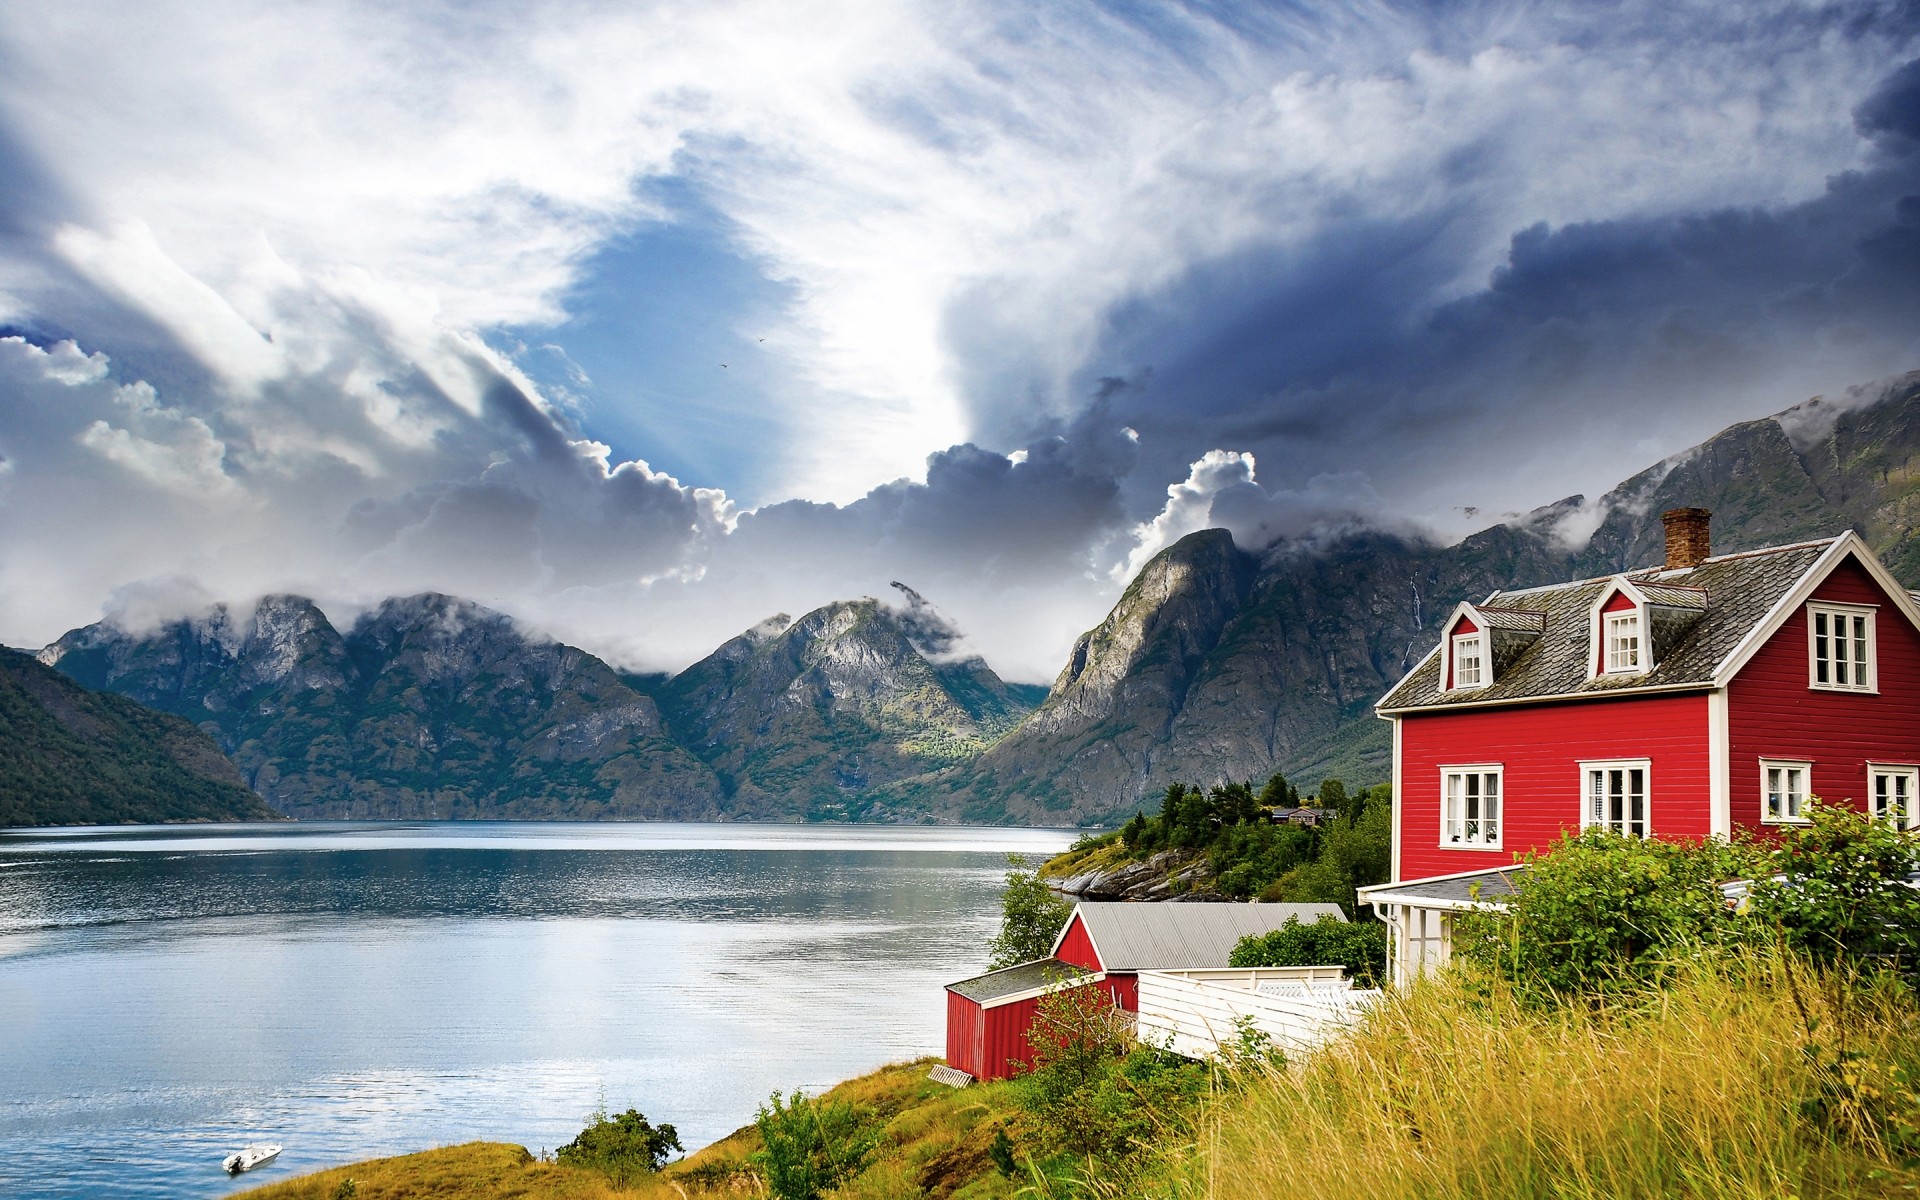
1049,848,1230,902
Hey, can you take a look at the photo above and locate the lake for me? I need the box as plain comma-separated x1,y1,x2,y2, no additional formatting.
0,821,1077,1200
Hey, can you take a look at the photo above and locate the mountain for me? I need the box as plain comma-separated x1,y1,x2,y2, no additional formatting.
0,646,274,826
916,370,1920,824
41,593,728,819
658,594,1045,819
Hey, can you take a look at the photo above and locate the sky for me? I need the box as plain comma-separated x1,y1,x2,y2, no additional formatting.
3,0,1920,682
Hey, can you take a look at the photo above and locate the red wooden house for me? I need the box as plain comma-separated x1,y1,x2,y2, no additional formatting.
944,901,1344,1081
1359,510,1920,982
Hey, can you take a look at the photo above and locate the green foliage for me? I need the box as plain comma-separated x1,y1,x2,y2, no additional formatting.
0,647,276,827
1455,828,1750,998
328,1180,357,1200
751,1089,879,1200
1102,774,1392,906
1012,981,1210,1183
1746,800,1920,980
987,854,1074,969
555,1105,682,1186
1228,916,1390,987
1459,804,1920,1003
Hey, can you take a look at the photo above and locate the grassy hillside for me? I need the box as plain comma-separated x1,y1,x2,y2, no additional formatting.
0,646,274,826
240,1059,1029,1200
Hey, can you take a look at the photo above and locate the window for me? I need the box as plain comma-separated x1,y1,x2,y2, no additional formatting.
1808,604,1875,691
1761,760,1811,824
1871,765,1918,829
1583,761,1650,837
1603,611,1643,674
1451,633,1485,689
1441,767,1501,848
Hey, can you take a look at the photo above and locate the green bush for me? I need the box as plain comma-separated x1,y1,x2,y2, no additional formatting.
1746,800,1920,980
751,1089,878,1200
1013,980,1209,1180
1228,916,1389,987
555,1106,682,1186
1454,828,1749,997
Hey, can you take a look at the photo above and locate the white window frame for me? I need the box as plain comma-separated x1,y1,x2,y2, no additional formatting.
1807,602,1876,693
1869,763,1920,829
1760,759,1813,826
1450,632,1486,690
1580,759,1652,838
1439,765,1503,850
1602,611,1644,675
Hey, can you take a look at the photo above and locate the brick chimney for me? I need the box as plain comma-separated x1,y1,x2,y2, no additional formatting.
1662,507,1712,571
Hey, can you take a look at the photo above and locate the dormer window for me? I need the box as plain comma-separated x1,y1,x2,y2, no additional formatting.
1603,611,1642,674
1451,633,1484,689
1808,603,1874,691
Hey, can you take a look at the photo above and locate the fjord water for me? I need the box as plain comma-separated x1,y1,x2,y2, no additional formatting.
0,821,1075,1200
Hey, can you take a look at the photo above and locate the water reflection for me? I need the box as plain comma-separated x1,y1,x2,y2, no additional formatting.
0,822,1074,1200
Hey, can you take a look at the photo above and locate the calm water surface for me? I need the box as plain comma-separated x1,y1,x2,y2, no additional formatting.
0,821,1075,1200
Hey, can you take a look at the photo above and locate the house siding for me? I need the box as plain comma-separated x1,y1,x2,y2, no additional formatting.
1397,692,1712,882
1055,914,1101,972
947,977,1135,1081
1726,558,1920,825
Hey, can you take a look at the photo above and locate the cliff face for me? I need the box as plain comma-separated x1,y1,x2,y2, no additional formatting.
660,598,1042,818
42,593,727,819
918,371,1920,823
0,646,274,826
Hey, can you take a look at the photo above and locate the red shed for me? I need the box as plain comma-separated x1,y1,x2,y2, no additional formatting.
944,900,1348,1081
1364,513,1920,983
943,959,1122,1082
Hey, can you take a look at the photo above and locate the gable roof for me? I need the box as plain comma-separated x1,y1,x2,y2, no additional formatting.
1052,901,1348,971
945,957,1093,1005
1377,533,1920,714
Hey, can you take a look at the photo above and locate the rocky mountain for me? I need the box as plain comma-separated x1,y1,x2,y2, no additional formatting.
659,592,1045,819
0,646,274,826
915,371,1920,824
42,593,727,819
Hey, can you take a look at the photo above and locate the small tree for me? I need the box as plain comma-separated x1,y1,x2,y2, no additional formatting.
986,854,1073,969
752,1090,877,1200
556,1106,682,1186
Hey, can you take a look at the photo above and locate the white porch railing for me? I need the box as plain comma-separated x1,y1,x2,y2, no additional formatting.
1134,966,1381,1061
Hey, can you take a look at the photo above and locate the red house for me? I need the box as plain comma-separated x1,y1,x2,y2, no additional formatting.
1359,510,1920,982
944,901,1344,1081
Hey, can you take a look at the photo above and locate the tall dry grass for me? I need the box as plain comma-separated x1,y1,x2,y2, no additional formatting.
1160,953,1920,1200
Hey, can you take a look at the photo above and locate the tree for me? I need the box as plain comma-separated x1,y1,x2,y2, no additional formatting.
1317,778,1350,820
1119,811,1149,851
986,854,1073,969
556,1106,682,1185
1257,771,1293,810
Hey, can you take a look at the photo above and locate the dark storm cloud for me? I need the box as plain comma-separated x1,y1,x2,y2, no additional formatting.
1064,58,1920,531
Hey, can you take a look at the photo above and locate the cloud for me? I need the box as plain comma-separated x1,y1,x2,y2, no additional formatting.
5,1,1920,685
1123,450,1395,576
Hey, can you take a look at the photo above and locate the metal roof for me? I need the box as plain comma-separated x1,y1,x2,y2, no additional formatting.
1379,539,1834,712
945,958,1092,1004
1067,902,1347,971
1357,866,1524,910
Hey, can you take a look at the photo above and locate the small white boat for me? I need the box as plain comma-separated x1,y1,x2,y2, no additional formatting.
222,1144,282,1175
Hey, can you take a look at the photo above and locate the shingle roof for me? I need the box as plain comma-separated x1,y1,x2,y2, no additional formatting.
946,958,1092,1003
1379,539,1836,713
1068,902,1347,970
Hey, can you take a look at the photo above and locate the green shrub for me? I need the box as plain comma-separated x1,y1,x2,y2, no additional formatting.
1228,916,1388,987
555,1106,682,1186
751,1089,878,1200
1746,800,1920,980
1454,828,1750,997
